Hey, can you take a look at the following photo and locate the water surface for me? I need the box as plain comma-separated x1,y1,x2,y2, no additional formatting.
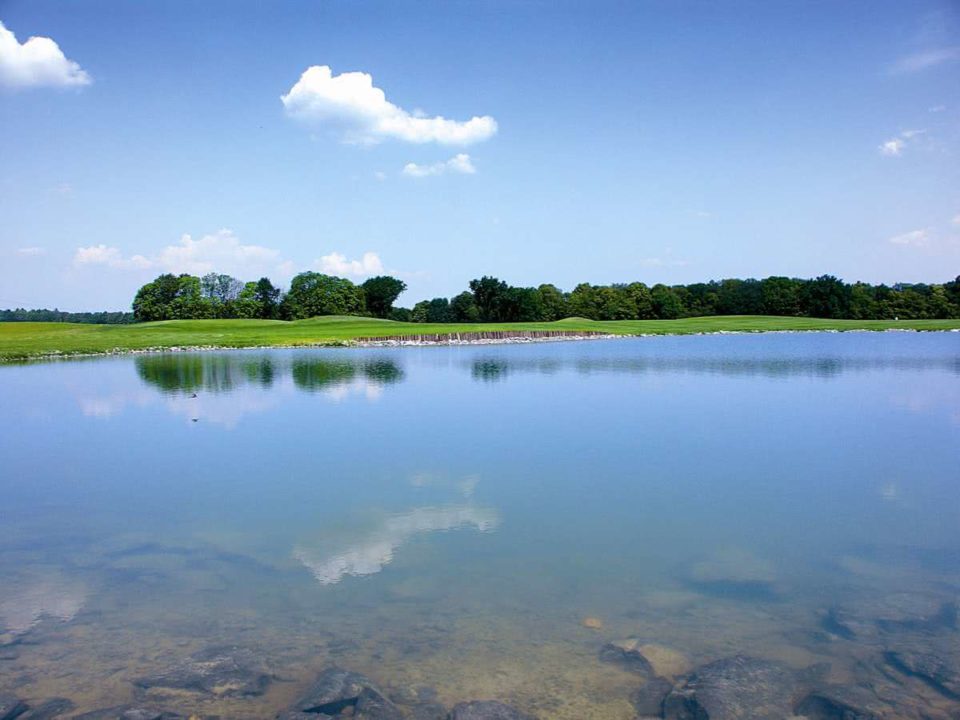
1,333,959,717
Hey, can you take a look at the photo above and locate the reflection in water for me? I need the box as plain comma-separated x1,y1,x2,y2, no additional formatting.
0,572,86,637
294,505,500,585
136,353,405,394
470,354,960,380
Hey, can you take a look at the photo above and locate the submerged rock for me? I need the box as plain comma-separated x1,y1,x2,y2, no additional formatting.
600,639,690,679
0,693,27,720
630,676,673,717
287,667,402,719
19,698,75,719
448,701,536,720
661,655,803,720
794,686,884,720
71,708,188,720
876,599,957,634
885,649,960,699
133,645,272,697
599,639,654,675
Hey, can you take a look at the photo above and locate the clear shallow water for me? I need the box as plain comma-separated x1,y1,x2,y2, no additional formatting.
1,333,959,718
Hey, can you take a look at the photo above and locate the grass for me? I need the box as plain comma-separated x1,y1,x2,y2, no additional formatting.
1,315,958,362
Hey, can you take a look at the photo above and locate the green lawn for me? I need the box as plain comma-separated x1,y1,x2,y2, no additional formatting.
1,315,958,361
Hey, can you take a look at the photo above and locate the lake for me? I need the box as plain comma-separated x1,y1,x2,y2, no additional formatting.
1,332,959,719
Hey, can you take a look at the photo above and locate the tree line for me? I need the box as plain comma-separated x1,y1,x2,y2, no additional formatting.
131,272,407,321
125,271,960,323
406,274,960,321
0,308,134,324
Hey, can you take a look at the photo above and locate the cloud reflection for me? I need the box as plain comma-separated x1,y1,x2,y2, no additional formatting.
294,504,499,585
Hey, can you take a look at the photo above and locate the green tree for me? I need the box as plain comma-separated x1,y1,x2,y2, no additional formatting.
536,284,569,321
469,276,510,321
651,284,683,319
282,272,365,319
253,277,282,319
450,291,480,321
361,276,407,318
412,297,452,322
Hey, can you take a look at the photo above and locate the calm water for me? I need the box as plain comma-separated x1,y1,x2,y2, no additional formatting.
1,333,959,718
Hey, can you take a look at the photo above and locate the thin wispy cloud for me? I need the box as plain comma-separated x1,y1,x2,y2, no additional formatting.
890,46,960,75
281,65,497,145
16,247,46,257
402,153,476,178
0,21,91,89
879,129,925,157
887,229,929,247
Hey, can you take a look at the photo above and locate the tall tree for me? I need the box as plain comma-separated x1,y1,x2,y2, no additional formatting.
361,276,407,318
282,272,365,319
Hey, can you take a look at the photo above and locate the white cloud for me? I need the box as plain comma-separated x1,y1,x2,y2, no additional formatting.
281,65,497,145
929,105,946,113
373,171,387,181
879,129,926,157
879,138,905,156
888,229,930,247
0,21,91,89
316,251,383,278
156,229,288,277
891,47,960,74
402,153,476,177
952,214,960,226
73,230,295,278
74,244,151,269
16,246,46,256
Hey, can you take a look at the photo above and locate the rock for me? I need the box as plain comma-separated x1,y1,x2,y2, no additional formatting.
133,645,272,697
277,713,329,720
355,688,403,720
687,548,778,599
0,693,27,720
795,686,884,719
662,656,803,720
820,608,869,640
630,676,673,717
20,698,75,719
288,668,401,719
885,649,960,699
71,708,187,720
876,599,957,633
581,617,603,630
600,639,689,678
448,701,536,720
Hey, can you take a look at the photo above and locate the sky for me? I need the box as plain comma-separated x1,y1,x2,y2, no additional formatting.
1,0,958,311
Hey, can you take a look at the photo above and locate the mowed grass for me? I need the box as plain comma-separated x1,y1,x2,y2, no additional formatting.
1,315,959,361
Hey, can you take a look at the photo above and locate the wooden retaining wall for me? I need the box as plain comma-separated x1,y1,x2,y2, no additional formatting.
359,330,606,343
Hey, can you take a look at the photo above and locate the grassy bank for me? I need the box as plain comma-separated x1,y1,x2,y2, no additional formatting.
1,315,958,362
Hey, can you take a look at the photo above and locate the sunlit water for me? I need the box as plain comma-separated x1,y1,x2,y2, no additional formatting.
1,333,958,718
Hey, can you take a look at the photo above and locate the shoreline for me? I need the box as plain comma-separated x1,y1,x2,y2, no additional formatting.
2,326,957,364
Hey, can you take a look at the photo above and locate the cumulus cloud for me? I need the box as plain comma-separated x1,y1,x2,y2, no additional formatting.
16,246,46,256
281,65,497,145
891,47,960,75
888,229,930,247
155,229,292,277
74,244,152,269
402,153,476,178
74,230,296,278
316,251,383,278
0,21,91,89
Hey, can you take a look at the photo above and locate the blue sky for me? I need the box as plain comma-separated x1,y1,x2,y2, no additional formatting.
1,0,958,311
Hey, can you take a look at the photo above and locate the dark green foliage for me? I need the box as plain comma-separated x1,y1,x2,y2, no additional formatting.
405,274,960,322
279,272,365,319
361,276,407,318
412,297,453,323
0,308,134,323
